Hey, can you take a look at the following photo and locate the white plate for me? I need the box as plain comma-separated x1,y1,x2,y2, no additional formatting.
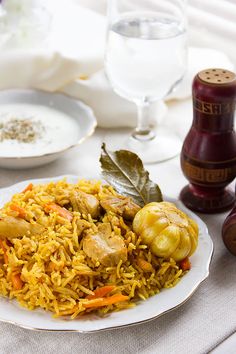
0,90,97,169
0,175,213,332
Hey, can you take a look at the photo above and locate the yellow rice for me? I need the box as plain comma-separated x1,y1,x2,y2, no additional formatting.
0,179,185,318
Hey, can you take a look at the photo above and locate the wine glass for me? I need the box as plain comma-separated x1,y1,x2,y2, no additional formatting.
104,0,187,163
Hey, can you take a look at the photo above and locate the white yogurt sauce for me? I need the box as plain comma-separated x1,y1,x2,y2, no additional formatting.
0,103,81,157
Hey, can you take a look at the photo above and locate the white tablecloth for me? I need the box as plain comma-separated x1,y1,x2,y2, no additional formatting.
0,1,235,353
0,103,235,353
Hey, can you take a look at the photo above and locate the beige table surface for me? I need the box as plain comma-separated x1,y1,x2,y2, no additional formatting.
0,122,235,354
0,0,235,351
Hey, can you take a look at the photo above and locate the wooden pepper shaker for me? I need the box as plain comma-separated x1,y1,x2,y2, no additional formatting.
180,68,236,213
222,183,236,255
222,204,236,256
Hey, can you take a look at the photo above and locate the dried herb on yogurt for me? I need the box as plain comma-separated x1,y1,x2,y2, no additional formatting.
0,118,44,143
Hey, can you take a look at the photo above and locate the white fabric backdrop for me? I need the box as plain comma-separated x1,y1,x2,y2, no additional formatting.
77,0,236,65
0,0,234,128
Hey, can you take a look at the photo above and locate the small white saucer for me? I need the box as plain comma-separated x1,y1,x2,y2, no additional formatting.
0,89,97,169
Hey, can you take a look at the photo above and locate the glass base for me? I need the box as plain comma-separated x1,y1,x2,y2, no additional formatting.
104,127,182,163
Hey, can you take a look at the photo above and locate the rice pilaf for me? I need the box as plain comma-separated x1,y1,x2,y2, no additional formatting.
0,179,185,318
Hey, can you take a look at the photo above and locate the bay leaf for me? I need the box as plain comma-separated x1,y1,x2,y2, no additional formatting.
100,143,163,207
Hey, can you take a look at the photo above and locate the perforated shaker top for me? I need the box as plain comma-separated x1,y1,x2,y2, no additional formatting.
198,68,236,85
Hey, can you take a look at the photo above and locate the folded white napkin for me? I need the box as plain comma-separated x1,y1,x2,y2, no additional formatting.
0,0,234,127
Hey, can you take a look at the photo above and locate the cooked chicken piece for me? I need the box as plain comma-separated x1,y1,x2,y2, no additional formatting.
100,195,140,220
0,216,45,240
76,219,91,237
83,223,127,266
70,190,100,218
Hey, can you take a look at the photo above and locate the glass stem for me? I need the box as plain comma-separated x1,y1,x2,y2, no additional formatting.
132,100,155,141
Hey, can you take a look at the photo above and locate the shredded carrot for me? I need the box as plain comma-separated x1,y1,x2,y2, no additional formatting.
22,183,33,193
83,294,129,309
86,286,116,300
47,261,56,272
10,204,26,219
11,273,23,290
48,261,64,272
137,258,154,272
44,203,73,222
179,257,191,271
0,240,9,264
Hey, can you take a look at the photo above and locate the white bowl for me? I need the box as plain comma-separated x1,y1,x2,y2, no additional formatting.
0,90,97,169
